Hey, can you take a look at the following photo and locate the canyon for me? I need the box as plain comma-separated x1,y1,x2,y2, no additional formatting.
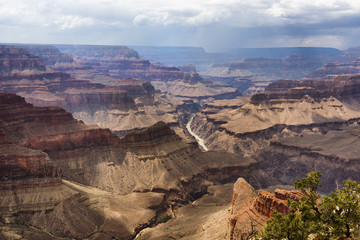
2,43,360,239
0,93,274,239
188,74,360,192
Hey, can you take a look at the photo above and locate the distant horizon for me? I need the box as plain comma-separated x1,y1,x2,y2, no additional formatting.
0,42,351,53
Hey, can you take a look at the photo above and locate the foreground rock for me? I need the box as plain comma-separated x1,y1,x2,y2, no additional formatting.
228,178,302,240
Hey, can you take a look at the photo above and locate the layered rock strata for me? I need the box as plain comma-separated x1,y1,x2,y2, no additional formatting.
189,75,360,155
188,75,360,192
0,45,179,134
57,44,239,101
307,58,360,79
0,93,272,239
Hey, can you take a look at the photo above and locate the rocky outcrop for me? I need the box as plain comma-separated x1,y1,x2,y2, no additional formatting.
228,178,264,240
228,178,303,240
120,121,179,144
196,94,360,136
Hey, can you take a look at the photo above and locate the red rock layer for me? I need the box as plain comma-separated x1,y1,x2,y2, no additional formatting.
0,93,74,130
0,96,61,189
253,189,303,217
0,93,121,148
22,128,120,152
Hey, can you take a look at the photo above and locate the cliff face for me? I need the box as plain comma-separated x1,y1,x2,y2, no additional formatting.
265,74,360,95
253,189,302,217
0,94,78,218
0,128,60,190
0,45,47,75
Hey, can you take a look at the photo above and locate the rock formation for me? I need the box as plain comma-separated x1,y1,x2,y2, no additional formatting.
228,178,303,240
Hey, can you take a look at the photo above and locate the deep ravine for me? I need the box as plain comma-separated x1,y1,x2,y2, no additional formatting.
186,114,208,151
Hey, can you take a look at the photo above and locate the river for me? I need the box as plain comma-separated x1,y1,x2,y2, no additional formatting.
186,115,208,151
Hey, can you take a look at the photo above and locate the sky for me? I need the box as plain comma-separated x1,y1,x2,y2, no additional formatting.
1,0,360,52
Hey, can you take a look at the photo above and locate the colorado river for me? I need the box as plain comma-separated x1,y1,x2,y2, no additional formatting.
186,115,208,151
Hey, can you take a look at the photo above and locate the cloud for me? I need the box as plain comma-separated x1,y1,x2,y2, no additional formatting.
0,0,360,50
54,15,95,30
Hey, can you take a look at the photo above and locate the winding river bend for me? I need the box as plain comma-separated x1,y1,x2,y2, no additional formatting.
186,115,208,151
